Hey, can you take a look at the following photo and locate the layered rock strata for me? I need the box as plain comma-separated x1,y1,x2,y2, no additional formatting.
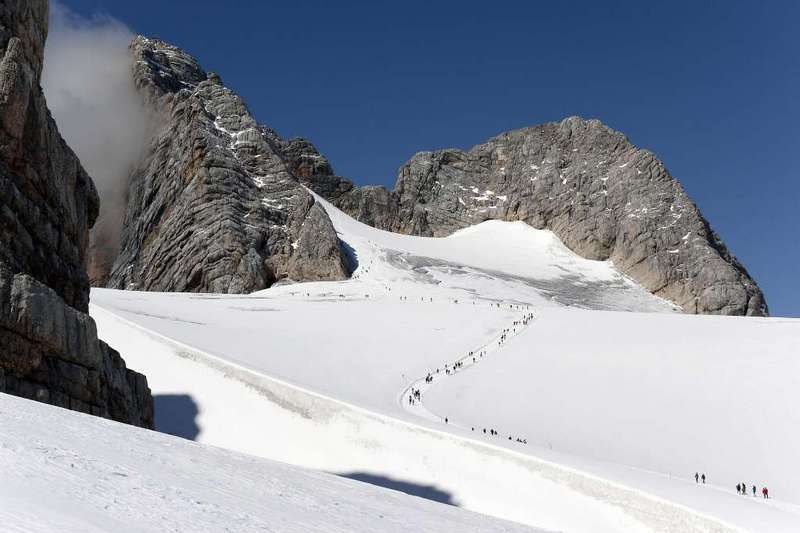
93,34,765,316
103,38,348,292
298,118,766,316
0,0,152,426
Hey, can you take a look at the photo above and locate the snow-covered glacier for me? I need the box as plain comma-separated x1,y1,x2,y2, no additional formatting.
73,197,800,532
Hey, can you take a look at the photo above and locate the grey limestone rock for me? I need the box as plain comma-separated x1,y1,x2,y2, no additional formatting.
300,117,766,316
102,37,349,292
96,36,764,317
0,0,153,427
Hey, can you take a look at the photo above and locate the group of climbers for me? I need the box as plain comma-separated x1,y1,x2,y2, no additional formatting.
736,482,769,499
694,473,770,499
407,387,422,406
472,427,528,444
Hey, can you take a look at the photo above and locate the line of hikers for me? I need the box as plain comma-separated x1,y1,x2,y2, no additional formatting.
395,296,434,302
737,482,769,499
491,302,530,311
440,418,530,446
517,312,535,326
694,473,770,499
495,313,536,347
472,427,528,444
410,311,537,447
424,348,487,384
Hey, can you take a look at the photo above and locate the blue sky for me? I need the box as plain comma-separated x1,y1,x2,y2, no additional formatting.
63,1,799,316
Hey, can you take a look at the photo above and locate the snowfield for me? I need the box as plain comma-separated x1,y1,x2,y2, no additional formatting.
79,196,800,532
425,308,800,498
424,307,800,531
0,393,539,533
90,303,729,532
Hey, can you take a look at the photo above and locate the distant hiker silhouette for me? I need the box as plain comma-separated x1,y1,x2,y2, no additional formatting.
762,487,769,499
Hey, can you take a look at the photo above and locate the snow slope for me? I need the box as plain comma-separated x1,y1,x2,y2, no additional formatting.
424,307,800,532
426,308,800,496
91,288,518,419
90,304,728,533
316,195,678,313
0,393,539,533
85,196,800,532
89,195,674,424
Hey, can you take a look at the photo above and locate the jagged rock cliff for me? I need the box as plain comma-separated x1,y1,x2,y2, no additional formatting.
94,36,764,316
297,118,767,316
102,37,348,292
0,0,152,426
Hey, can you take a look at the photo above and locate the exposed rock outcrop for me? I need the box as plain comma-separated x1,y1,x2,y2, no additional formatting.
90,35,764,316
102,38,348,292
0,0,152,426
298,117,767,316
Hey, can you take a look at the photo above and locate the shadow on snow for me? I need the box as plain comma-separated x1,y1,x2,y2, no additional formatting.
340,471,457,506
154,393,200,441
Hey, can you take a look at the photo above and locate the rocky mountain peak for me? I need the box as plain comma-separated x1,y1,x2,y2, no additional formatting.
91,33,765,317
315,115,767,316
96,35,350,293
130,36,207,94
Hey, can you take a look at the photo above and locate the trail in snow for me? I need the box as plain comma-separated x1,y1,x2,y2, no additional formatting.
82,194,800,532
401,303,536,443
91,302,739,533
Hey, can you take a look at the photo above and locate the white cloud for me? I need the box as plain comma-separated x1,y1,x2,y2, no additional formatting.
42,1,150,279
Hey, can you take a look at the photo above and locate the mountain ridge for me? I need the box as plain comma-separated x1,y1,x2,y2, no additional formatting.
297,116,767,316
93,34,766,316
98,36,350,293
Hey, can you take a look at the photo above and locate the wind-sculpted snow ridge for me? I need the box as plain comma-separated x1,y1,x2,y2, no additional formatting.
298,117,767,316
87,199,800,531
0,393,543,533
98,36,348,293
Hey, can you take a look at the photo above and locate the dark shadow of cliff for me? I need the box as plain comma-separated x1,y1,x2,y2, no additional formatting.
340,472,456,506
339,239,359,276
154,394,200,441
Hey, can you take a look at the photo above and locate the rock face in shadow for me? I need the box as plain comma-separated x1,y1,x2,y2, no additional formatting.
0,0,152,427
101,37,348,292
297,117,767,316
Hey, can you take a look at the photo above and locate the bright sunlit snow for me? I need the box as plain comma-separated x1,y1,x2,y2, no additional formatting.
79,197,800,532
0,393,539,533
